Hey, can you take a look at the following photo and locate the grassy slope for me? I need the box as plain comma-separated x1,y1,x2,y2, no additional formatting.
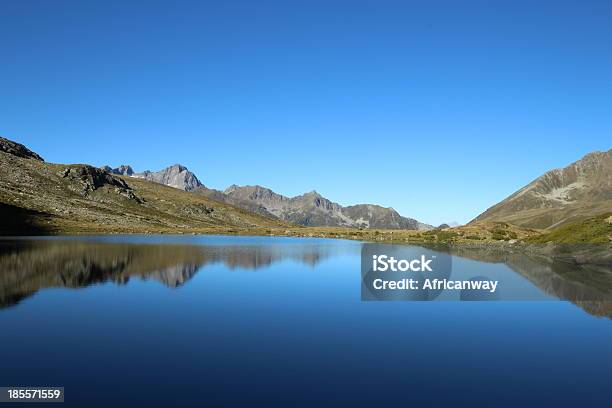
524,213,612,244
0,151,290,235
270,222,542,244
472,203,612,230
1,149,610,245
279,216,611,246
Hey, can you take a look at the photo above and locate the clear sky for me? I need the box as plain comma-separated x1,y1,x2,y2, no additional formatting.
1,1,611,226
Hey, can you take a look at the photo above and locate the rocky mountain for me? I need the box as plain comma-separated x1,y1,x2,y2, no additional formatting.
0,137,288,235
132,164,203,192
9,139,430,230
473,149,612,229
0,136,44,161
194,186,278,219
102,164,134,176
223,184,290,213
101,164,204,191
222,185,432,230
109,165,432,230
343,204,428,230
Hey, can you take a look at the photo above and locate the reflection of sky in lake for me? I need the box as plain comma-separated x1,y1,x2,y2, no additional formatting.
0,236,611,406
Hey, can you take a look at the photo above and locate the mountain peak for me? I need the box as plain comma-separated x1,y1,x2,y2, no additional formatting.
133,164,203,191
224,184,287,203
224,184,240,194
170,163,188,172
472,149,611,228
103,165,134,176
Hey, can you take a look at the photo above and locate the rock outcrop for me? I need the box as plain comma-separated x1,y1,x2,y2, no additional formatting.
102,165,134,176
0,136,44,161
0,136,287,235
58,165,143,203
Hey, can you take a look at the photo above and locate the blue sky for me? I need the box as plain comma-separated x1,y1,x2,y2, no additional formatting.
1,1,611,225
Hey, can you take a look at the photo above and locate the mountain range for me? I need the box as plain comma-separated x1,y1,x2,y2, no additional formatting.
1,135,610,235
110,149,612,231
103,164,203,191
0,136,287,235
103,164,433,230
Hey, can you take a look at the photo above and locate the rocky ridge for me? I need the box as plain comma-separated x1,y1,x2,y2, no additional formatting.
0,136,44,161
135,164,203,192
473,150,612,228
103,165,134,176
221,185,432,230
102,165,432,230
0,137,287,235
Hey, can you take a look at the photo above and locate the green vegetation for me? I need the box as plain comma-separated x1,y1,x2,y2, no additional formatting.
490,228,518,241
2,143,609,247
525,213,612,244
434,230,460,241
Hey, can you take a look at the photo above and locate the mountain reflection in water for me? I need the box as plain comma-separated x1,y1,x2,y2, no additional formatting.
448,245,612,318
0,239,340,309
0,238,610,318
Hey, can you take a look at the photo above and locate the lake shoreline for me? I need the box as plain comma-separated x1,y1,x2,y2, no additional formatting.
2,225,610,267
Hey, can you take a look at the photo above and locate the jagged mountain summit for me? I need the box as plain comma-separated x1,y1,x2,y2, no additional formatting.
106,164,433,230
472,149,612,229
342,204,428,230
102,164,202,191
103,165,134,176
133,164,204,192
221,185,433,230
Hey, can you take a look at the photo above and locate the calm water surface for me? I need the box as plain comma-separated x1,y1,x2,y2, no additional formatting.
1,236,611,407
